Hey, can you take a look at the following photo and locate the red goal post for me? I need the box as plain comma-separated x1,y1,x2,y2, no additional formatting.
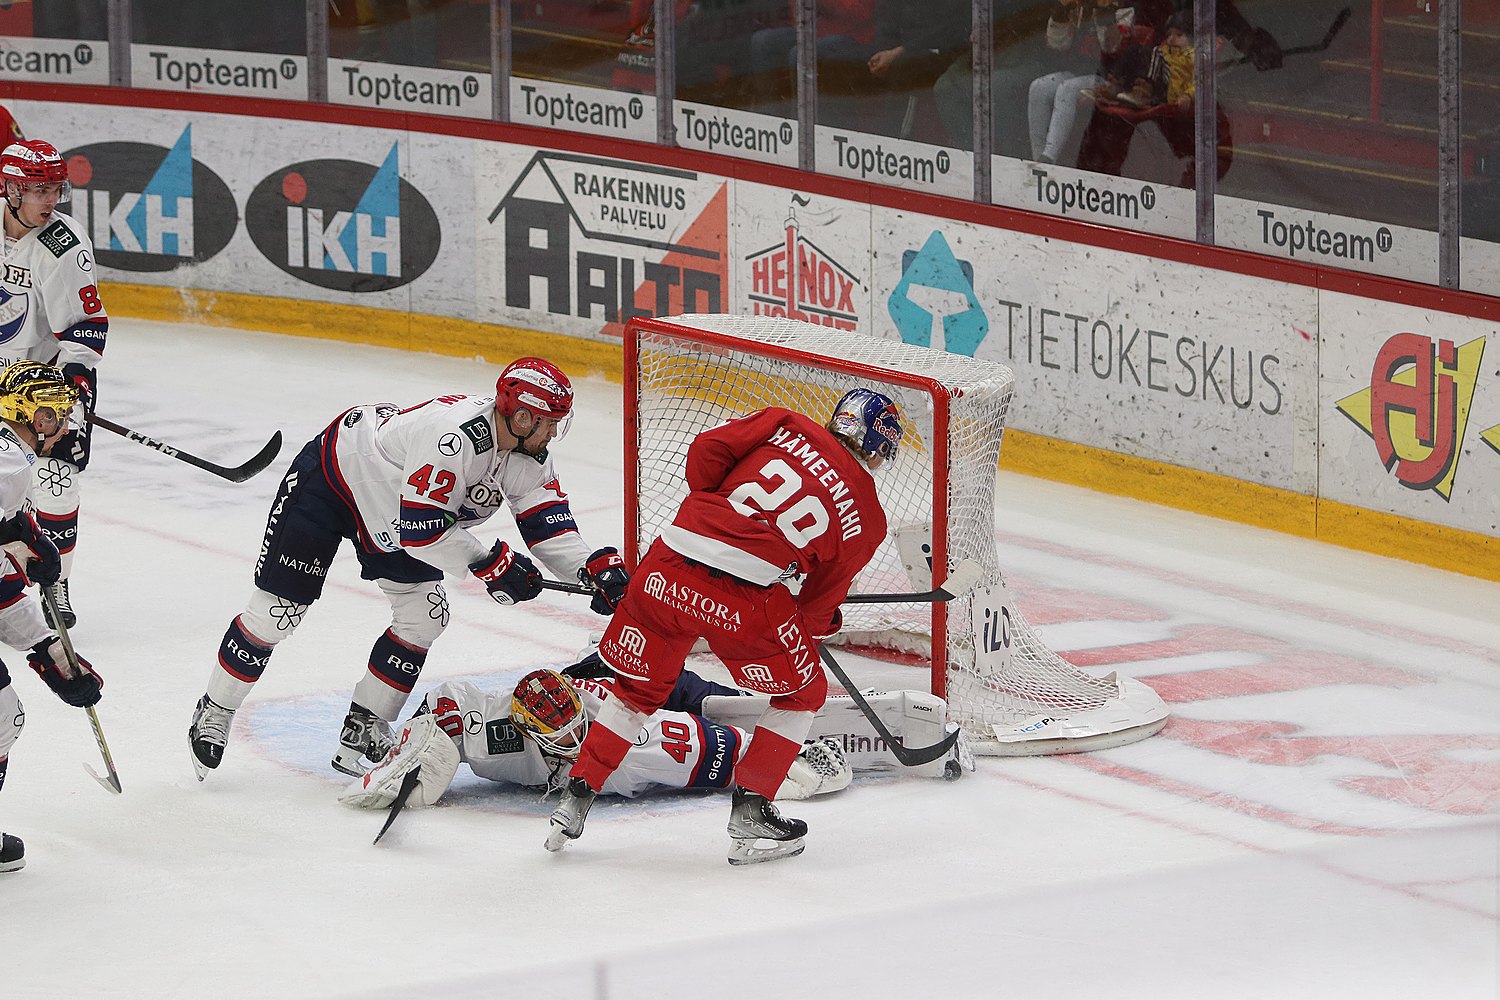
623,314,1168,755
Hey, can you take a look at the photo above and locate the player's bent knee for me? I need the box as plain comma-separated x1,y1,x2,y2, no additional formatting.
381,580,447,648
239,588,309,647
0,684,23,759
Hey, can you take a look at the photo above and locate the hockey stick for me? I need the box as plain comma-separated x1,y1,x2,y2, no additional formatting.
819,646,962,767
538,558,986,606
42,587,121,795
373,767,422,845
1224,7,1351,66
91,415,283,483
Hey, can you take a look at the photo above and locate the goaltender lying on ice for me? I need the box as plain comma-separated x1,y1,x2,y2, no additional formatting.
340,650,973,813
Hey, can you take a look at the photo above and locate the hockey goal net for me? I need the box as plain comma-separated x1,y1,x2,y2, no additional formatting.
624,314,1168,755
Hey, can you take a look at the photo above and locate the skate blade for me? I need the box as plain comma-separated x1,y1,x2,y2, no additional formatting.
0,857,24,873
727,836,805,866
330,751,370,778
544,824,574,853
189,745,214,782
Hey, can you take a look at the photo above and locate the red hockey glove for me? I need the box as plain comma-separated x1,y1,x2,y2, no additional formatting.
469,540,543,605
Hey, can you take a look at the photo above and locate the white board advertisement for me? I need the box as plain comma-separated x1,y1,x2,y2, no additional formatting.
815,128,972,201
328,58,491,120
674,102,798,168
475,147,730,341
509,78,656,144
130,44,308,101
869,205,1319,492
1319,292,1500,538
1458,236,1500,300
13,99,473,320
731,183,872,337
0,36,109,86
992,157,1195,240
1216,195,1437,285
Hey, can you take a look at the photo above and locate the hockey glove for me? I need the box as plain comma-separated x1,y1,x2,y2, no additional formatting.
0,510,61,587
469,540,543,605
579,547,629,616
561,650,616,682
28,638,102,708
50,363,96,471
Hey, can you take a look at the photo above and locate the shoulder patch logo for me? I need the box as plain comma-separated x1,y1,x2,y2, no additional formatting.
38,221,79,259
459,415,494,454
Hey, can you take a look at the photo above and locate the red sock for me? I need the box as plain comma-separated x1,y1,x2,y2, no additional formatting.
734,728,800,799
570,724,634,791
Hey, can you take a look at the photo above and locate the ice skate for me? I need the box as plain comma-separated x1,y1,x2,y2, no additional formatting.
726,785,807,865
331,702,395,776
0,832,24,873
44,579,75,629
544,776,597,852
188,694,236,781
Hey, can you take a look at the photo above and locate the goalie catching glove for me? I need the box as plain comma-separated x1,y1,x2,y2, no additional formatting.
339,713,461,809
28,638,102,707
0,510,61,587
777,736,853,801
469,540,542,605
579,547,629,615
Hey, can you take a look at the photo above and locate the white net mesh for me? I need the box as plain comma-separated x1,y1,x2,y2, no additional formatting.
629,314,1166,753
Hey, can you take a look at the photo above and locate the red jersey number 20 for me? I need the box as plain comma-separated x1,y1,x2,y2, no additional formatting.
725,458,830,547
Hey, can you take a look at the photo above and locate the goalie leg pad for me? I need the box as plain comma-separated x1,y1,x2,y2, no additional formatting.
339,713,460,809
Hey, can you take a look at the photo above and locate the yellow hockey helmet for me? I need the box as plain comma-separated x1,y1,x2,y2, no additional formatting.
0,360,78,426
510,669,588,759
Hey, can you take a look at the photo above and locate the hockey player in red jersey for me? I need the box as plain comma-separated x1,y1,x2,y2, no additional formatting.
0,140,109,630
546,387,903,864
187,358,630,781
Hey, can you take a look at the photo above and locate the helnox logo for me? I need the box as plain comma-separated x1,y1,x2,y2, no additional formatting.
245,143,440,292
63,126,236,271
745,197,861,331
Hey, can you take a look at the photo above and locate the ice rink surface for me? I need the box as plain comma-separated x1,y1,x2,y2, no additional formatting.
3,319,1496,1000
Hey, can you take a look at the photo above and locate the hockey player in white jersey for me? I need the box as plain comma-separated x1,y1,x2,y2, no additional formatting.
188,358,630,780
0,362,105,873
341,663,854,812
0,140,109,630
340,651,969,814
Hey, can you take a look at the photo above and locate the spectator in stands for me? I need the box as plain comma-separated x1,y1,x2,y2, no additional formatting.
613,0,790,107
932,0,1047,157
748,0,876,117
749,0,967,132
1076,2,1281,185
1027,0,1137,165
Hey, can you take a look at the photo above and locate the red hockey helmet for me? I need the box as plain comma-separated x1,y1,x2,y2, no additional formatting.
0,140,70,201
510,669,588,759
496,357,574,442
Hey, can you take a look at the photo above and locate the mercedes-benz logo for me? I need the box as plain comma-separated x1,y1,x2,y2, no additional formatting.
437,433,461,456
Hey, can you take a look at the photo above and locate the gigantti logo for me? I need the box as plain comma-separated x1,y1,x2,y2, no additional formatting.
745,197,860,331
1335,332,1492,499
245,144,440,292
62,126,236,271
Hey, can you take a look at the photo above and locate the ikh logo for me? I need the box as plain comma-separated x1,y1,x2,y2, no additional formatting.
1335,333,1489,499
63,126,237,272
887,231,988,357
245,143,440,291
745,196,860,331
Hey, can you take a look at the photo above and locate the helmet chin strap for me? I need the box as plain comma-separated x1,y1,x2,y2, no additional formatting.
504,410,545,457
3,198,33,232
